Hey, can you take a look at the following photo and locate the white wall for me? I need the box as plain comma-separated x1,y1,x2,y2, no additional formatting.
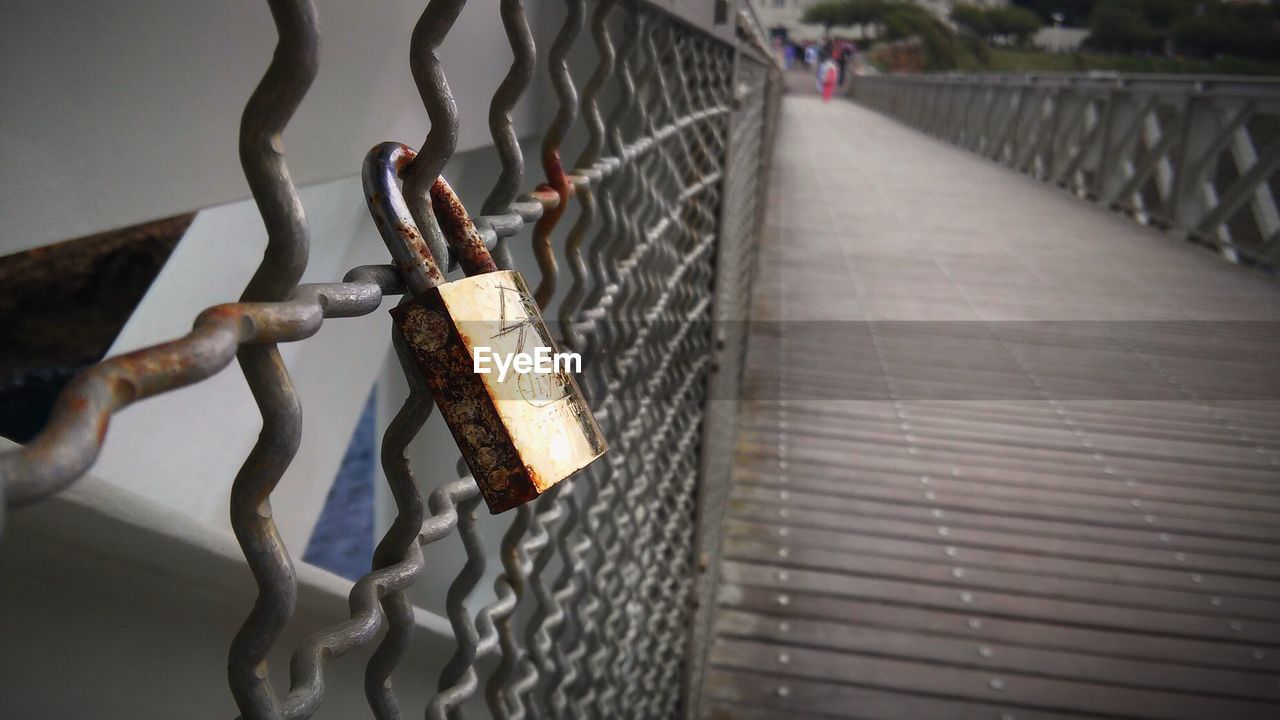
0,0,550,256
1036,26,1089,53
0,460,466,720
0,0,576,555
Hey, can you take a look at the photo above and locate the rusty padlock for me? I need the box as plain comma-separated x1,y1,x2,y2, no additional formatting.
363,142,607,513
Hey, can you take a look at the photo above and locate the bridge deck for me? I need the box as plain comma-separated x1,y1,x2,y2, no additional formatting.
700,93,1280,719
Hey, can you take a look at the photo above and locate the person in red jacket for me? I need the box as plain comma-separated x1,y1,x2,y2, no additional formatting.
819,56,838,102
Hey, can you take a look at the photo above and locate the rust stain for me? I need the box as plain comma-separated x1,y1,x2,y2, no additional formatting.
199,304,242,321
374,143,445,290
530,149,576,309
528,186,561,209
95,413,109,444
393,144,416,171
389,272,605,514
391,290,532,513
428,177,498,277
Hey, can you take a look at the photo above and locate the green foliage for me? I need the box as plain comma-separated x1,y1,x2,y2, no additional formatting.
1086,0,1161,53
881,3,960,69
1138,0,1197,29
802,0,848,28
879,2,932,39
962,33,993,67
987,47,1280,76
1011,0,1095,26
1170,3,1280,62
802,0,890,27
989,6,1044,44
842,0,894,26
952,4,1044,46
951,4,993,37
803,0,1280,73
802,0,960,70
1085,0,1280,60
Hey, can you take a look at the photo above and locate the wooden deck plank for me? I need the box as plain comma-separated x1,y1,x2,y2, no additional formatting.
732,465,1280,534
721,518,1280,598
703,669,1086,720
728,500,1280,578
699,94,1280,718
719,560,1280,643
721,536,1280,618
730,462,1280,527
729,485,1280,556
710,638,1279,719
713,609,1280,701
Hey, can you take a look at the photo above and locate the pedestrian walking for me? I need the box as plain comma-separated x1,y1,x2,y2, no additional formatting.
819,56,838,102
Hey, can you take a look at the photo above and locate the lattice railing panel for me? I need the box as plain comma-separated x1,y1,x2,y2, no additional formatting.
0,1,780,718
852,74,1280,274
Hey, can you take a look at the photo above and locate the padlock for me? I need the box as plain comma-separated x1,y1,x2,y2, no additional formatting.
363,142,607,513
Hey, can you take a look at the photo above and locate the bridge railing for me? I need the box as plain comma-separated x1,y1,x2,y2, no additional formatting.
0,1,780,717
851,73,1280,274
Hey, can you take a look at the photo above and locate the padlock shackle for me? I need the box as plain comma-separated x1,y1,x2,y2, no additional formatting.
429,177,499,277
364,143,500,294
363,142,447,295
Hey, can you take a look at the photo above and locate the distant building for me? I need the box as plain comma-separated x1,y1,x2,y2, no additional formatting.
753,0,1008,44
1034,25,1088,52
916,0,1008,21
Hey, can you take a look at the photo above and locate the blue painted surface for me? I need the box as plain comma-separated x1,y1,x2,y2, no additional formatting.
303,387,376,581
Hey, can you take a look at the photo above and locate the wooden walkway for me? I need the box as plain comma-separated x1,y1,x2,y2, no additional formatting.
699,93,1280,719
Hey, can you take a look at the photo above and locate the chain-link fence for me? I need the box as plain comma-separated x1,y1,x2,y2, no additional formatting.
0,1,780,717
851,73,1280,274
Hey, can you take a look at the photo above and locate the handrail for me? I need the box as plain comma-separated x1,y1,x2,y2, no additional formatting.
852,73,1280,273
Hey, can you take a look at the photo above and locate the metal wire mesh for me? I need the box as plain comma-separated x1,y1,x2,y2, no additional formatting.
0,1,779,718
681,46,780,720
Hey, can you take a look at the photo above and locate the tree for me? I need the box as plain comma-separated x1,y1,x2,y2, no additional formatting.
1139,0,1197,30
881,3,960,68
802,0,960,70
1012,0,1096,27
951,4,993,38
952,4,1043,47
988,6,1044,46
1170,2,1280,61
837,0,892,26
802,0,849,30
1086,0,1280,59
1086,0,1160,53
802,0,890,29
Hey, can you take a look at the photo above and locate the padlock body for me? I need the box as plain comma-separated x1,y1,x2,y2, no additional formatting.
391,270,607,513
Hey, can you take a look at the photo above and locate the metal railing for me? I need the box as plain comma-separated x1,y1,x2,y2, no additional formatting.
0,1,780,717
851,73,1280,274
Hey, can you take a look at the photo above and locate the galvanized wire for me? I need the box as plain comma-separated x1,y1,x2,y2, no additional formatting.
364,327,432,718
210,0,318,713
481,0,538,270
682,46,780,719
403,0,466,272
0,1,779,718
